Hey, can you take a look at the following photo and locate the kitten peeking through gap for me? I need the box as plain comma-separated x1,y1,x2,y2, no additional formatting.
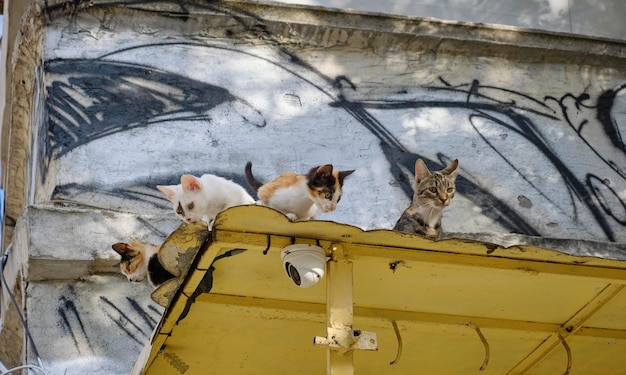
393,159,459,240
112,241,175,288
245,161,355,221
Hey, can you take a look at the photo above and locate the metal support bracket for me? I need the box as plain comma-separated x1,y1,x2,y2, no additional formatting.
314,328,378,351
314,244,378,374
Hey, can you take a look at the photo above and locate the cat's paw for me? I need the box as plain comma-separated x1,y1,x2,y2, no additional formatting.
203,218,214,230
285,213,298,221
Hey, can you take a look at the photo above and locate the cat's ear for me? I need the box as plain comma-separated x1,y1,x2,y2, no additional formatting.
157,185,178,201
442,159,459,179
112,243,133,260
338,170,355,185
414,159,432,183
181,174,202,192
315,165,334,177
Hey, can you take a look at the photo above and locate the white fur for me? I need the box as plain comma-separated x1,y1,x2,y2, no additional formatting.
266,182,318,221
158,174,254,228
416,205,444,229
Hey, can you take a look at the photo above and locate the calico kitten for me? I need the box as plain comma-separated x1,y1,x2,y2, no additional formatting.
245,161,355,221
393,159,459,240
111,241,175,287
157,174,255,228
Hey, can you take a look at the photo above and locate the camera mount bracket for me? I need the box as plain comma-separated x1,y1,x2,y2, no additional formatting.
313,243,378,373
314,328,378,352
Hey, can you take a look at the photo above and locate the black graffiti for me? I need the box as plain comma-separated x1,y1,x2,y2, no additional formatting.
55,285,162,352
588,174,626,226
44,58,265,160
126,296,160,327
50,170,258,211
596,85,626,151
100,296,150,345
331,82,547,236
58,293,91,355
41,1,626,241
337,78,626,240
51,181,169,210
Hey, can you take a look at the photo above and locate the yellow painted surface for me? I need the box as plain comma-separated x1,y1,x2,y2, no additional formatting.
135,206,626,374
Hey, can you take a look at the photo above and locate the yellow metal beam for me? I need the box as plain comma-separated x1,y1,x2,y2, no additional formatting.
136,207,626,374
198,293,626,341
326,244,354,374
213,230,626,284
506,283,625,374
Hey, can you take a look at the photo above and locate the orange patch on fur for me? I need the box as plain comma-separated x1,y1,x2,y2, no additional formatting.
126,242,147,272
258,172,304,203
113,241,159,279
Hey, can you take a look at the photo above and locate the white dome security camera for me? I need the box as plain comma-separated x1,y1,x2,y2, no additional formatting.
280,244,326,288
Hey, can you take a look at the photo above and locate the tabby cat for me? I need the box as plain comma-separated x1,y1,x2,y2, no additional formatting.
393,159,459,240
111,241,175,287
157,174,255,228
245,161,355,221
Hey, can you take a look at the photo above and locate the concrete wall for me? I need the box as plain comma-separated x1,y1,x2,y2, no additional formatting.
37,3,626,244
279,0,626,41
1,1,625,374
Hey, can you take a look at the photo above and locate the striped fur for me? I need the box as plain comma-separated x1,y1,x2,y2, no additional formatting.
394,159,458,240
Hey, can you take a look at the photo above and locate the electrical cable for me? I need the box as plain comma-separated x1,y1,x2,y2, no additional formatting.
1,243,48,375
0,363,47,375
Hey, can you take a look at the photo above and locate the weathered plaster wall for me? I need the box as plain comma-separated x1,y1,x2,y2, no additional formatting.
1,1,625,374
38,3,626,245
27,276,159,374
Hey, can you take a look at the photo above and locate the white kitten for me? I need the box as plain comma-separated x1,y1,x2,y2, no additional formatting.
157,174,255,228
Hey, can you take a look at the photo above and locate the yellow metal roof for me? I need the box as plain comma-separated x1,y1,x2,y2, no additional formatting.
133,205,626,374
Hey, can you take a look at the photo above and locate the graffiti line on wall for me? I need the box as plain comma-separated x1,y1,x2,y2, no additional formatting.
58,293,91,354
44,46,626,240
42,1,626,242
55,285,162,354
333,78,626,240
99,296,150,346
45,58,266,160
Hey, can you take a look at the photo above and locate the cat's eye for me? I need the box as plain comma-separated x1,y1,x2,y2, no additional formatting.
428,187,437,193
187,202,195,210
176,203,184,215
447,187,454,193
324,192,332,199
